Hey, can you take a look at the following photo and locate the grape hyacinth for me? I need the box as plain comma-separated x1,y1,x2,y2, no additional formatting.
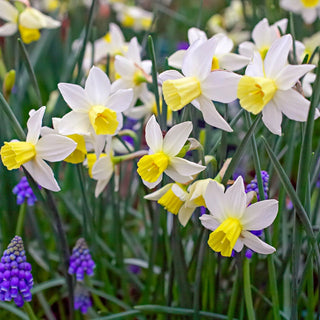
74,284,92,314
245,170,269,200
12,176,39,206
68,238,95,281
0,236,33,307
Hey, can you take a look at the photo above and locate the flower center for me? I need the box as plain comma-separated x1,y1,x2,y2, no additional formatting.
211,56,220,71
1,142,36,170
158,188,184,214
237,76,277,114
88,105,119,135
64,134,87,164
133,70,147,85
122,14,135,28
208,217,242,257
103,32,112,43
137,152,169,183
162,76,202,111
301,0,319,8
18,25,41,44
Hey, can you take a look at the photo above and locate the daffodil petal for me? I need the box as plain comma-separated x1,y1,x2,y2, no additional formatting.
241,199,278,230
233,239,244,252
218,53,250,71
201,71,240,103
241,230,276,254
0,0,18,22
199,214,220,231
0,22,17,36
144,184,173,200
158,70,184,83
164,167,193,184
168,50,186,69
95,178,112,198
178,205,195,227
106,88,133,112
197,97,232,132
274,89,311,122
262,101,282,135
163,121,192,156
204,180,227,222
85,66,111,105
188,27,207,44
58,83,90,112
36,134,77,162
245,51,264,77
252,18,271,49
224,176,246,219
20,7,60,29
142,174,163,189
145,115,163,152
126,37,141,62
169,157,206,176
58,111,91,135
238,41,255,58
275,64,315,90
23,157,60,192
114,56,135,78
264,35,292,79
92,155,113,180
26,106,46,145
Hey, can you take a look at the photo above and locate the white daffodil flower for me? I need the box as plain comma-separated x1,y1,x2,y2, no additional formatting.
280,0,320,24
302,72,316,97
0,0,61,44
211,35,318,135
58,66,133,137
200,176,278,257
168,29,249,72
160,38,241,132
239,18,288,59
112,37,152,106
0,106,76,192
137,115,205,188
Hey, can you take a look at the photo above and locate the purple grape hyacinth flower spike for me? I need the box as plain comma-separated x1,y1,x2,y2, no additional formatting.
0,236,33,307
74,284,92,314
12,176,40,206
245,170,269,200
68,238,95,281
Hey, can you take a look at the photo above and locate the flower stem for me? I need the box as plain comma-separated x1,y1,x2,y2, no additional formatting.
15,202,27,236
243,259,255,320
24,302,38,320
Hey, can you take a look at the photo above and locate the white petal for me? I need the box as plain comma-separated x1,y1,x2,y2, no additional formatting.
252,18,270,48
218,53,250,71
158,70,184,83
106,89,133,112
182,38,216,80
264,35,292,78
58,83,90,112
114,55,135,78
262,101,283,135
163,121,192,156
164,167,193,183
169,157,206,176
197,97,232,132
275,64,315,90
245,52,264,77
224,176,246,219
204,180,227,222
36,134,77,162
199,214,220,231
126,37,141,62
141,60,152,74
145,115,163,152
302,8,317,24
214,33,233,55
95,178,111,197
188,27,207,44
23,157,60,192
241,199,278,230
85,66,111,105
168,50,186,69
20,8,60,29
202,71,240,103
234,239,244,252
0,0,18,22
238,41,255,58
58,111,91,135
144,184,173,200
241,231,276,254
0,22,17,36
26,106,45,144
178,205,195,227
142,174,163,189
274,89,311,122
92,155,113,180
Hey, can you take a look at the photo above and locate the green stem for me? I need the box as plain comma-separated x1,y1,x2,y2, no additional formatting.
24,302,39,320
227,268,240,320
15,202,27,236
243,259,255,320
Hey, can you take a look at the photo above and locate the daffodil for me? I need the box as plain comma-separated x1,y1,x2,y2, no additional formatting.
0,107,76,192
0,0,61,44
168,29,249,72
213,35,318,135
58,66,133,137
239,18,288,59
280,0,320,24
137,115,205,188
160,38,242,132
200,177,278,257
113,37,152,106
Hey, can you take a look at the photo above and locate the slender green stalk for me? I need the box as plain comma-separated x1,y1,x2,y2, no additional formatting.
24,302,39,320
15,202,27,236
17,39,42,106
227,268,240,320
243,259,255,320
0,92,25,140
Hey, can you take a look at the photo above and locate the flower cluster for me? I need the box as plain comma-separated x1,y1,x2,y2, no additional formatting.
12,176,40,206
245,171,269,200
0,236,33,307
68,238,95,281
74,284,92,314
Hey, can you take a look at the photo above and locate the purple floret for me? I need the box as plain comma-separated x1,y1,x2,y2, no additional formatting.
12,177,40,206
74,284,92,314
